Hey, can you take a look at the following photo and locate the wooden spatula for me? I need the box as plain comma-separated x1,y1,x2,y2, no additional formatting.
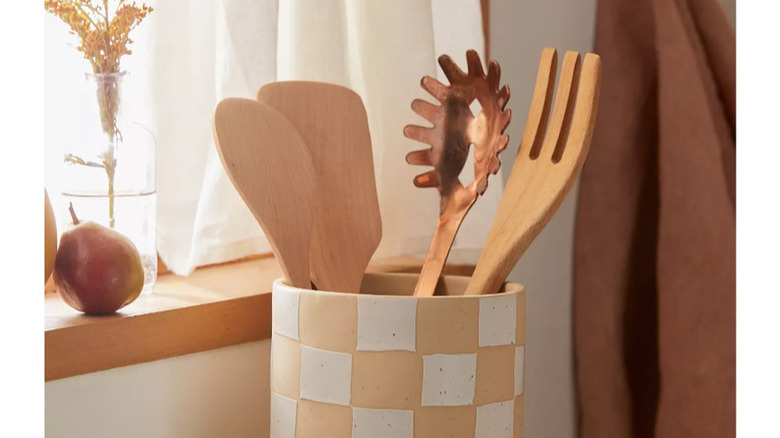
213,97,316,289
464,49,602,295
257,81,382,293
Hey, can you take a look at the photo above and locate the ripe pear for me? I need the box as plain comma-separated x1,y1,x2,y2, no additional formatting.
45,189,57,284
53,219,144,315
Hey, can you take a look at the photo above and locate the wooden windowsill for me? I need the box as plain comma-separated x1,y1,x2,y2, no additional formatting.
45,256,474,382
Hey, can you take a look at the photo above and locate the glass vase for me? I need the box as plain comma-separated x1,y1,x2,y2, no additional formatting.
52,72,157,293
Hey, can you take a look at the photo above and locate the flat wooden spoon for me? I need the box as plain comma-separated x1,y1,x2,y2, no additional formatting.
257,81,382,293
213,97,316,288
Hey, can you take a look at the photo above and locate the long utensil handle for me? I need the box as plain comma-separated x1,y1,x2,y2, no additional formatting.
464,211,536,296
413,198,475,297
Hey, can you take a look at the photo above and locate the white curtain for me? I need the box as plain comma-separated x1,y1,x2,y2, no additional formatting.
45,0,503,276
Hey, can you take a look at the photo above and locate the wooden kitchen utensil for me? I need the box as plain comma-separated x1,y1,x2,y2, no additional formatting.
464,48,602,296
213,98,316,289
404,50,512,297
257,81,382,293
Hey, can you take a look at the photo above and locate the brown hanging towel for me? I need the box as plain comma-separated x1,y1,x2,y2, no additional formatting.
573,0,735,436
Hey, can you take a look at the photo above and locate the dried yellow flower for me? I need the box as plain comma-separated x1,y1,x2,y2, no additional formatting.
45,0,153,73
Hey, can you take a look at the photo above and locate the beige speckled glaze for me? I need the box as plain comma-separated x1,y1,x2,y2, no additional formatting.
270,273,526,438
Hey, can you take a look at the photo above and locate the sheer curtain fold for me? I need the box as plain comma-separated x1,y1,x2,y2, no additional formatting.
47,0,496,275
184,0,280,270
149,0,279,274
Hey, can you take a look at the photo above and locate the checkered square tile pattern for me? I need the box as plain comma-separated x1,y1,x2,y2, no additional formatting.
270,278,526,437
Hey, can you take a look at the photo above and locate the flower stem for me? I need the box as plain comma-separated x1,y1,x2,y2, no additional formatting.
68,202,81,225
95,74,120,228
106,156,115,228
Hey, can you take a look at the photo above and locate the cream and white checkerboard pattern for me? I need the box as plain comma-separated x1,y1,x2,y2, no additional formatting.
270,274,526,438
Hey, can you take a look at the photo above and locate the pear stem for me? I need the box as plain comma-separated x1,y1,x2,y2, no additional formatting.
68,202,81,225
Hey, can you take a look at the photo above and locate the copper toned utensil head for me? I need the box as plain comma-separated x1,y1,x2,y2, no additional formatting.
404,50,512,296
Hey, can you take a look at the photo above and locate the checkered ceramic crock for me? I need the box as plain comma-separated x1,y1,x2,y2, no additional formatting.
270,272,526,438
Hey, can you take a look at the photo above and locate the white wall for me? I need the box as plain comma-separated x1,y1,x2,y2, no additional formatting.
719,0,736,27
46,341,271,438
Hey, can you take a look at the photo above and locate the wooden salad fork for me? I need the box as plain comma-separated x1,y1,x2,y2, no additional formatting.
464,48,602,295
